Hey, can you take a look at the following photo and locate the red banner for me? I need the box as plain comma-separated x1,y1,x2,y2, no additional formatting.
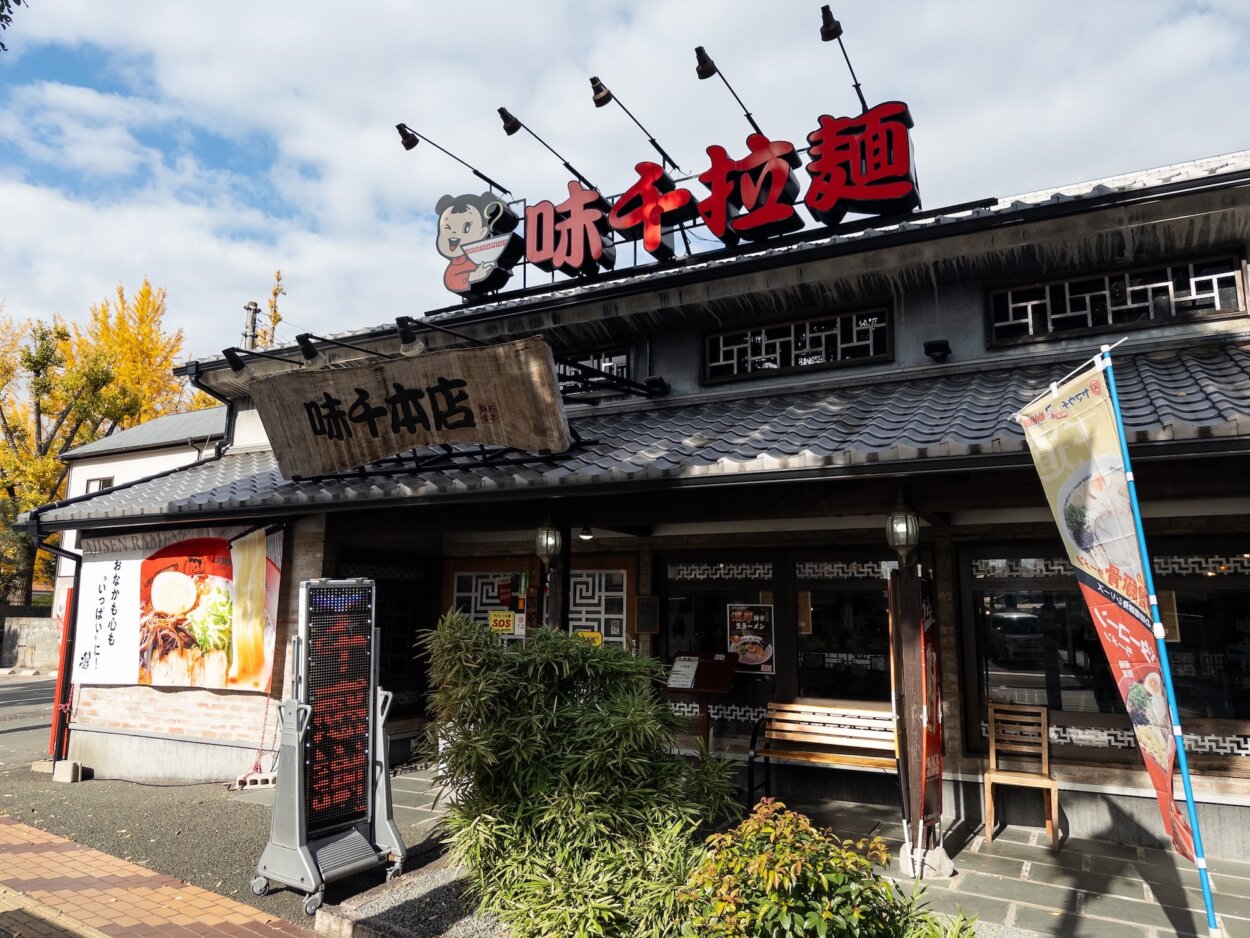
1020,364,1193,859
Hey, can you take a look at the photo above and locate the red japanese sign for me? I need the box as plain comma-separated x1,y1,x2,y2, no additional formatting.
429,100,920,295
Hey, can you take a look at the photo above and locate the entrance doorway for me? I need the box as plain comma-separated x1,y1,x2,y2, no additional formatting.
337,552,438,718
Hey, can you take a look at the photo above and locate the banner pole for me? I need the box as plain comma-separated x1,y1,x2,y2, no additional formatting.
1100,345,1219,935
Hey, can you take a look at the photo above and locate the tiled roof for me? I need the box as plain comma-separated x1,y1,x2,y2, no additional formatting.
31,344,1250,529
62,407,227,460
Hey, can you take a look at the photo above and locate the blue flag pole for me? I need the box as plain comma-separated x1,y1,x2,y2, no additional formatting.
1100,344,1219,934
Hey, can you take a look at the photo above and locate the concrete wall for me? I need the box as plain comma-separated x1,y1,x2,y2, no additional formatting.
1,608,55,670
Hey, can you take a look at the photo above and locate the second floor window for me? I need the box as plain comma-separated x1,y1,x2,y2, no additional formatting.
989,257,1244,345
704,308,891,383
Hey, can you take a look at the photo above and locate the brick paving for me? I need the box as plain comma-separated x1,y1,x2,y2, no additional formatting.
0,816,313,938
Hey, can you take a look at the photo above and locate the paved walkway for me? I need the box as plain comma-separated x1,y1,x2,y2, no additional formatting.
804,798,1250,937
0,816,312,938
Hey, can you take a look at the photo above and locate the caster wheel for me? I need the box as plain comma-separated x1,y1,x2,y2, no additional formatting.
250,876,269,897
304,892,323,916
386,862,402,882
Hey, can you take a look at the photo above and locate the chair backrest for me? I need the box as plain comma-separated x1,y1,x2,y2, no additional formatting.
988,702,1051,776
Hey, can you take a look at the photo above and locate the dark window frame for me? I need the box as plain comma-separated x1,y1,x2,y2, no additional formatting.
702,304,894,385
983,254,1247,349
958,540,1250,772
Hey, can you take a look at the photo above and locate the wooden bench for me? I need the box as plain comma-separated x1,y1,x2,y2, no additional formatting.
746,699,898,808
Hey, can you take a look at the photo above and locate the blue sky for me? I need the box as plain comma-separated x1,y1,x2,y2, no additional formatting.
1,0,1248,359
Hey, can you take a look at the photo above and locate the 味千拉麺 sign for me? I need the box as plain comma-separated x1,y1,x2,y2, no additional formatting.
251,336,570,478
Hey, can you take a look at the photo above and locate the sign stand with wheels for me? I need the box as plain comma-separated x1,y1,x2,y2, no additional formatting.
252,579,405,915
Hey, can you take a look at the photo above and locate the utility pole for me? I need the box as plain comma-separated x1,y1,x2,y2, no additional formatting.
241,301,260,350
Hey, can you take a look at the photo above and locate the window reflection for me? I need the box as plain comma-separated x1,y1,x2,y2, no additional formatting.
972,555,1250,721
798,589,890,701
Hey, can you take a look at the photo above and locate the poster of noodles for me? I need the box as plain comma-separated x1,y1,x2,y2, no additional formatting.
1018,363,1194,860
727,603,774,674
73,526,283,692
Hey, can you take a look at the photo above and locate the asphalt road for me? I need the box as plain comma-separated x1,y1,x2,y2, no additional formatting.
0,677,55,771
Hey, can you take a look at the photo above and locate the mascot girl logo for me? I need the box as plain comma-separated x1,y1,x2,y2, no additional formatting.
434,192,524,296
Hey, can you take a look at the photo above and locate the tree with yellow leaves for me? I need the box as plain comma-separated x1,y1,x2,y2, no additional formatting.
0,279,203,602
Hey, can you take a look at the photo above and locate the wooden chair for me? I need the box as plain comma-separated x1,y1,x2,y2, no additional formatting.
983,702,1061,848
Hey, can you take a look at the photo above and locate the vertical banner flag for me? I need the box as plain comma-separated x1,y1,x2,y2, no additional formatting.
1018,358,1194,857
1017,351,1214,879
1020,349,1218,930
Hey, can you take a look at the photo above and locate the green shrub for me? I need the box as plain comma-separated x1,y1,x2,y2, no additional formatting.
677,799,977,938
422,611,736,938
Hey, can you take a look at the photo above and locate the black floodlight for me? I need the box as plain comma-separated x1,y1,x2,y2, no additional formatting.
498,107,523,136
295,333,320,362
395,122,420,150
395,121,511,195
819,6,868,113
590,76,613,107
223,348,248,374
694,46,718,80
498,106,597,190
586,75,680,172
691,45,762,134
924,339,952,363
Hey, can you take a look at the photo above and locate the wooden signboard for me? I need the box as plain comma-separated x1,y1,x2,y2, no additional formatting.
252,336,571,478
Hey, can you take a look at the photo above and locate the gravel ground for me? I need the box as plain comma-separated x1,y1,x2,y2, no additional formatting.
341,854,509,938
0,748,439,926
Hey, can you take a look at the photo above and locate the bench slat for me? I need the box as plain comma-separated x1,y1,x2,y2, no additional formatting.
765,728,895,749
765,720,895,740
756,747,896,770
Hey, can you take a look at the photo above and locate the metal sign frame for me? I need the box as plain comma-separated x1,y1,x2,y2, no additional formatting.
253,579,404,916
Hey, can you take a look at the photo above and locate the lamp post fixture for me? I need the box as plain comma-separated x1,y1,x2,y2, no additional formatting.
885,494,920,563
535,520,562,565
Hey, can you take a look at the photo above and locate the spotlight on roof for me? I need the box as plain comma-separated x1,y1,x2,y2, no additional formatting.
589,76,613,108
819,5,843,41
691,45,762,134
498,107,523,136
395,122,420,150
924,339,952,364
222,348,249,375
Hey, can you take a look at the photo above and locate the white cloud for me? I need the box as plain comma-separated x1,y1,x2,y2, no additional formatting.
0,0,1248,356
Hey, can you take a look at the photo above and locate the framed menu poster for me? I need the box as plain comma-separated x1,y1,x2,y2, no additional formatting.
727,604,774,673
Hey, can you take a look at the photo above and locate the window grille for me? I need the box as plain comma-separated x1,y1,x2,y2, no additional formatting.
989,257,1244,344
704,309,890,382
557,348,628,394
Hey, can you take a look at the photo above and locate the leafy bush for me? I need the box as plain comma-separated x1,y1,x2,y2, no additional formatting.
423,611,736,938
677,799,976,938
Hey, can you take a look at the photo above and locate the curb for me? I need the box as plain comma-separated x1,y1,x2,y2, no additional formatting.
0,880,109,937
313,840,447,938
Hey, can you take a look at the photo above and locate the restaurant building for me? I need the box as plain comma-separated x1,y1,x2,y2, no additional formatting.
26,147,1250,856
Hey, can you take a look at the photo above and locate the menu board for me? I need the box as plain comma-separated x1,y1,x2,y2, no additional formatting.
303,581,373,836
727,604,774,673
667,656,699,689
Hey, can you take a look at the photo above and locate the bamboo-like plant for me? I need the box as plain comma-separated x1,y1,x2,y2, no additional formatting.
422,611,736,938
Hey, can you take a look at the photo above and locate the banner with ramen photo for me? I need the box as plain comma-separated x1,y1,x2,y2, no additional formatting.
74,527,283,692
1018,362,1193,860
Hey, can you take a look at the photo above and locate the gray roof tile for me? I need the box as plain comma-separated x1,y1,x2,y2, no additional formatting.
62,407,227,460
32,344,1250,528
